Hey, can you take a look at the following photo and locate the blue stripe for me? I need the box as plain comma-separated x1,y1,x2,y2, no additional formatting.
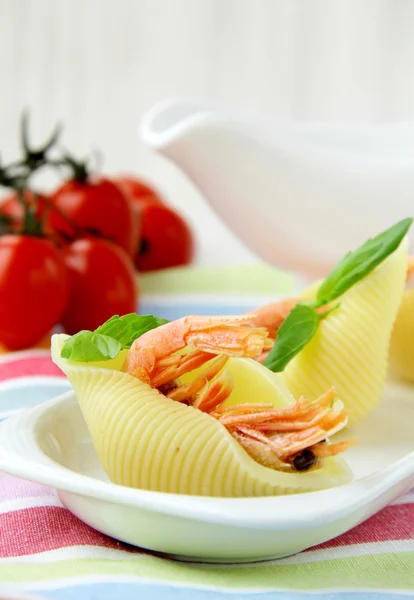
26,583,414,600
0,380,71,411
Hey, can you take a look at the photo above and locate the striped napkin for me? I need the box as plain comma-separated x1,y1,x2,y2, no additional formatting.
0,264,413,600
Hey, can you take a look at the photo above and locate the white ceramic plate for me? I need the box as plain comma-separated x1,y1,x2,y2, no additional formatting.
0,382,414,563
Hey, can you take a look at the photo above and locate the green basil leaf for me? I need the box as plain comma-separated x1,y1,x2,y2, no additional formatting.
61,314,169,362
95,314,169,349
61,331,122,362
317,217,413,305
263,304,320,372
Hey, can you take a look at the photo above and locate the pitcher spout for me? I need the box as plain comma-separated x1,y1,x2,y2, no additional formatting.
140,98,212,152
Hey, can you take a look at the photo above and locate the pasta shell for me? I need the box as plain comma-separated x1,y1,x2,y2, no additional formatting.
51,336,352,497
388,289,414,383
282,239,408,424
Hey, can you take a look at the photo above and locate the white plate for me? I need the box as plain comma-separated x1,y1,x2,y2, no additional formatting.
0,382,414,563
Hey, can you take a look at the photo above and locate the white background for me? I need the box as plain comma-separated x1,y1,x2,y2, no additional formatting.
1,0,414,265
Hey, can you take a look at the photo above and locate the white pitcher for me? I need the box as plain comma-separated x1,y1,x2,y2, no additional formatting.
140,99,414,276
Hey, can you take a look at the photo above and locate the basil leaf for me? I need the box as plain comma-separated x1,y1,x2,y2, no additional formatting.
95,314,169,349
61,313,169,362
263,304,320,372
61,331,122,362
317,218,413,305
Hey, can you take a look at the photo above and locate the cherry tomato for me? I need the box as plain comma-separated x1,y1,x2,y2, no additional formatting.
49,176,137,255
0,235,68,350
135,202,194,271
116,176,164,206
61,238,137,334
115,176,194,271
0,192,23,222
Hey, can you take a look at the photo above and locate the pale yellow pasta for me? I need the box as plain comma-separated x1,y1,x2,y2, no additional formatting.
389,289,414,383
282,239,408,424
51,336,352,497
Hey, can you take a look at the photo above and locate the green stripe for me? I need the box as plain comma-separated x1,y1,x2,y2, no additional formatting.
2,553,414,590
139,264,296,295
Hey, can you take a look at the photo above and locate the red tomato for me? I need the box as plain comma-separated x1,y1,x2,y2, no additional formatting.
49,176,138,255
115,176,194,271
135,202,194,271
0,235,68,350
127,200,142,256
116,176,164,206
0,192,22,222
61,238,138,334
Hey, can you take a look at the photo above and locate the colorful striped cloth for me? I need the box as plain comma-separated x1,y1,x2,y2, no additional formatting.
0,265,413,600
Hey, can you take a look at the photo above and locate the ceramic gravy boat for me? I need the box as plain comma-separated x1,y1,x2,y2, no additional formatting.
140,99,414,275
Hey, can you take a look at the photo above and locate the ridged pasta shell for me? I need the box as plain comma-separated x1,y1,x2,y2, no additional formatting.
282,240,408,424
51,337,352,497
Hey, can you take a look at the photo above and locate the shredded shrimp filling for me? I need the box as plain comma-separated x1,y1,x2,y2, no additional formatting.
144,350,354,473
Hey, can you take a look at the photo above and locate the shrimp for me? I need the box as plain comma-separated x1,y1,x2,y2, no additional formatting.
123,314,268,384
248,297,298,338
123,314,353,473
246,297,298,362
212,388,354,469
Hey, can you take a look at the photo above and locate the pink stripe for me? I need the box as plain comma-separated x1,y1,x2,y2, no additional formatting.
0,501,413,558
0,475,54,502
312,504,414,550
0,356,65,381
0,506,140,557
